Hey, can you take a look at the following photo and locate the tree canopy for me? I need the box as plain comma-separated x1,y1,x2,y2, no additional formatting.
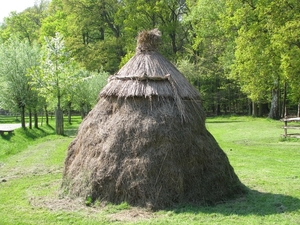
1,0,300,119
0,36,41,128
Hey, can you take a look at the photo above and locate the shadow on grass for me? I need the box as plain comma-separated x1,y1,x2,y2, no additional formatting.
206,120,245,124
0,132,14,141
31,128,51,138
170,189,300,216
16,125,56,140
0,115,20,124
64,129,78,137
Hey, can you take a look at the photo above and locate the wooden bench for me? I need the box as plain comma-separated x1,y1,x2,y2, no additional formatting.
281,117,300,138
0,129,14,135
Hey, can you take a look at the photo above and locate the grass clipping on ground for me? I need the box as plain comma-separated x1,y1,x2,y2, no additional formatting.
62,29,246,210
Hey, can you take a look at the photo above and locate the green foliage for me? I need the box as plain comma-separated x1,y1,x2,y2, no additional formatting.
30,32,79,134
55,0,124,73
119,0,189,59
177,58,247,114
39,0,68,39
34,32,77,100
1,0,300,116
270,2,300,103
67,68,109,117
70,37,121,73
0,37,41,124
222,0,300,117
85,195,93,206
224,0,277,103
0,1,49,44
180,0,248,115
119,51,135,68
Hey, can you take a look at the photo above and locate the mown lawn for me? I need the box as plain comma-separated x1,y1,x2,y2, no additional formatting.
0,116,299,224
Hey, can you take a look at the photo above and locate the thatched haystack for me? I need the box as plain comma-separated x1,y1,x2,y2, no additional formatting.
62,29,246,209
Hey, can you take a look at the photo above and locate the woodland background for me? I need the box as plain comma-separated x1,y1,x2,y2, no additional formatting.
0,0,299,131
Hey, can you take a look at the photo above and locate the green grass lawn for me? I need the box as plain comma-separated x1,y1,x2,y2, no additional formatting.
0,116,300,224
0,115,20,124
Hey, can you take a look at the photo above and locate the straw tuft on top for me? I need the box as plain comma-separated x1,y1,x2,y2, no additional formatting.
136,28,161,52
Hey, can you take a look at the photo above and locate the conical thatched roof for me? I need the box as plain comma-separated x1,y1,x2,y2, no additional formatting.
62,29,246,209
100,30,199,99
100,29,200,120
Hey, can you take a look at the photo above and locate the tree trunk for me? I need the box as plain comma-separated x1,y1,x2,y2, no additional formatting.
269,88,280,119
68,110,71,125
20,105,26,129
34,109,38,129
68,102,72,125
45,105,49,125
281,82,287,118
259,103,269,117
252,102,258,117
223,104,227,115
258,103,263,117
56,95,64,135
297,102,300,117
81,106,85,120
55,107,64,135
41,113,43,127
169,32,177,54
216,103,221,116
248,100,252,116
29,109,32,129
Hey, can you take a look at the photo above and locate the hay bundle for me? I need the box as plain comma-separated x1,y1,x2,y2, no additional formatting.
136,28,161,52
62,29,246,209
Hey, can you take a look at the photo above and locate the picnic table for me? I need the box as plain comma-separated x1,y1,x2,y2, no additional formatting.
281,117,300,138
0,124,22,135
0,129,14,135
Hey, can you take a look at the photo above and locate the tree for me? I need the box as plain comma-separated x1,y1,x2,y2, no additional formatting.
44,0,192,73
72,69,109,119
182,0,245,115
267,0,300,116
31,32,78,135
39,0,68,39
61,68,108,123
221,0,300,118
118,0,190,60
54,0,124,73
221,0,282,118
0,0,49,44
0,37,41,128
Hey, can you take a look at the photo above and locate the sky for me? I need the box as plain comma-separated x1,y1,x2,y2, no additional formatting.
0,0,36,22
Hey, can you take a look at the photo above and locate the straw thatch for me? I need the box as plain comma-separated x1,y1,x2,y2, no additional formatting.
62,29,246,209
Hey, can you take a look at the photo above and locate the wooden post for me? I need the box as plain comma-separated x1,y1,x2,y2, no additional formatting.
284,120,287,138
284,106,287,119
284,106,287,138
